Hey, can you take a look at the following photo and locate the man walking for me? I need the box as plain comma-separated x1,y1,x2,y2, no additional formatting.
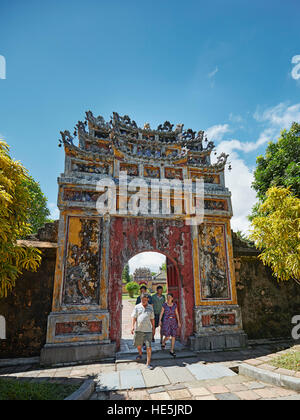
135,285,153,305
131,293,155,370
151,285,165,343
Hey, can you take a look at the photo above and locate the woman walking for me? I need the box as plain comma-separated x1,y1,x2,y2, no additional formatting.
159,293,181,357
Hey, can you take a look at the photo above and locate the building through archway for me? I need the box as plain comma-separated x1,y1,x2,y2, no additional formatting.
41,111,247,365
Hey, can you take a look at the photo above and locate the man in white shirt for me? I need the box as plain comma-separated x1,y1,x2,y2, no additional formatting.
131,293,155,370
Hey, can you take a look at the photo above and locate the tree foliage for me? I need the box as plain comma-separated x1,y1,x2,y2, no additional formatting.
122,264,131,283
160,262,167,272
0,141,42,297
249,187,300,283
252,122,300,202
22,176,51,235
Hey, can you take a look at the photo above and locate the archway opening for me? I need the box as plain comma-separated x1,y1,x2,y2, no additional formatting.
120,251,182,350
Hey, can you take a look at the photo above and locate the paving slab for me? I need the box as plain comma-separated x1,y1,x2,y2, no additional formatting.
168,389,191,399
215,392,241,401
96,372,120,391
162,366,195,383
165,383,187,391
148,386,166,394
142,367,170,388
186,364,219,380
206,363,237,378
186,363,236,381
119,369,145,390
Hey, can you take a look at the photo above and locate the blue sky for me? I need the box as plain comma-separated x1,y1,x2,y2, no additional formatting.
0,0,300,244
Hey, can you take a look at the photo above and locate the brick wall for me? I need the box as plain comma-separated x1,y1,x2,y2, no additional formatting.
0,244,56,358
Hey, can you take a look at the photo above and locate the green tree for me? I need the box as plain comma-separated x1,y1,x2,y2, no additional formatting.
23,176,51,235
160,262,167,272
125,281,139,298
0,140,42,297
250,122,300,220
122,264,131,283
249,187,300,283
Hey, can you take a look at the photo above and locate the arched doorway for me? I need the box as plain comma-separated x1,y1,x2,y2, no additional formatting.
121,251,186,344
108,216,195,350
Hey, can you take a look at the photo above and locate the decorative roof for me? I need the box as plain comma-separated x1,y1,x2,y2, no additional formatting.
58,111,230,171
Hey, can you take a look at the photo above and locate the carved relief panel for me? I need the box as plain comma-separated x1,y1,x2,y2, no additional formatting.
62,217,102,305
198,223,231,301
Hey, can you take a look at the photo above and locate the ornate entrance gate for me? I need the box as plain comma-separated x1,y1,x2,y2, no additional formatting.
41,112,247,365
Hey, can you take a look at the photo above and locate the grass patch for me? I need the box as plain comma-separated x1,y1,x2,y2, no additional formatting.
270,351,300,372
0,378,80,400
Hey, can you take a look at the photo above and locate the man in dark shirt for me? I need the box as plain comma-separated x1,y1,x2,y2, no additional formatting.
136,285,153,305
151,285,165,343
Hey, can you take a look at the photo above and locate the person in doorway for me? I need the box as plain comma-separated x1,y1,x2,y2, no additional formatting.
136,285,153,305
159,293,181,357
131,293,155,370
151,286,165,343
135,286,153,350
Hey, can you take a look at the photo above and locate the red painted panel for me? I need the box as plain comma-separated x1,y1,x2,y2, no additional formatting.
201,313,236,327
55,321,102,336
108,217,195,349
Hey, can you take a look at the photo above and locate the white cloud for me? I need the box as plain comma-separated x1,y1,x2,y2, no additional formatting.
208,66,218,79
214,145,256,234
48,203,60,220
229,113,244,124
207,101,300,233
252,102,300,150
128,252,166,275
205,124,230,142
216,102,300,155
254,102,300,127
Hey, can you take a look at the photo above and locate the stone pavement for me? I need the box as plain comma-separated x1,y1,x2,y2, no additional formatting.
96,361,236,392
91,373,300,401
0,341,299,400
0,299,299,400
121,299,135,340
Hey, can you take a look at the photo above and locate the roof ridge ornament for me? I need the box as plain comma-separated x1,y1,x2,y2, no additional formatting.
85,110,110,130
58,130,74,147
157,121,174,132
112,112,138,130
57,110,232,171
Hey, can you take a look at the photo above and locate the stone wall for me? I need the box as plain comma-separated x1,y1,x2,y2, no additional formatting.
0,243,56,358
232,231,300,340
235,255,300,339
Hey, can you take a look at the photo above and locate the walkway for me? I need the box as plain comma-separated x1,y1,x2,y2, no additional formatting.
0,305,299,401
0,342,299,400
96,361,236,391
